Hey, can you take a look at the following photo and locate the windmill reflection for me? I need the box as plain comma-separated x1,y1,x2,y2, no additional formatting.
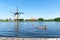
14,20,19,36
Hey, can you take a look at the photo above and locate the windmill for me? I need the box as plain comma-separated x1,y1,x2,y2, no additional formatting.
14,6,24,22
10,6,24,21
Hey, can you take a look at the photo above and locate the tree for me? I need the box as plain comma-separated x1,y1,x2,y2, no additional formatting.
18,19,24,21
54,18,60,21
38,18,43,21
5,19,9,21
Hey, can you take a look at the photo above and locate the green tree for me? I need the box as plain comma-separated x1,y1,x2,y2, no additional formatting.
5,19,9,21
38,18,43,21
18,19,24,21
54,18,60,21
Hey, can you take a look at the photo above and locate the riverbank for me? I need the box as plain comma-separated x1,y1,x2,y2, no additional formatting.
0,21,59,22
0,37,59,40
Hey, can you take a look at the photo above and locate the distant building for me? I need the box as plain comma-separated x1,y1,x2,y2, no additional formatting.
30,18,35,21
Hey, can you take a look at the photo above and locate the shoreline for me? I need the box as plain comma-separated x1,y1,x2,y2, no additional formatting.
0,37,59,40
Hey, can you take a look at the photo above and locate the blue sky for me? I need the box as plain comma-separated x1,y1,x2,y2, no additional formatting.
0,0,60,19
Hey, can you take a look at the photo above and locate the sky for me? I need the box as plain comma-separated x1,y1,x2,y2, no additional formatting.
0,0,60,19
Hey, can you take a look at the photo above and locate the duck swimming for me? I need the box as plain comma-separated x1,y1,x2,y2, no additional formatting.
38,25,47,30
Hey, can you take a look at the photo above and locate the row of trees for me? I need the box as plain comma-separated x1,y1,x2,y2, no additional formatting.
0,18,44,21
0,18,60,21
14,18,60,21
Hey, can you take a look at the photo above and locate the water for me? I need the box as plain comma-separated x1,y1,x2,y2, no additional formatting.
0,21,60,38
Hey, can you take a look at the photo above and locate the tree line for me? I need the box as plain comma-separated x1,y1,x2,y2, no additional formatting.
14,17,60,21
0,17,60,22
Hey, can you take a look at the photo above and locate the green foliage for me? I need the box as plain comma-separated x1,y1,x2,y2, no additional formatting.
14,19,24,21
54,18,60,21
0,19,12,22
0,17,60,22
18,19,24,21
5,19,9,21
38,18,43,21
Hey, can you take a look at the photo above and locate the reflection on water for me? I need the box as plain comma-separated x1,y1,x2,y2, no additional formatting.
15,21,19,36
0,22,60,38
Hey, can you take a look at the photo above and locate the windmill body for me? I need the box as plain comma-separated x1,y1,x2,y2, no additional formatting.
14,12,19,21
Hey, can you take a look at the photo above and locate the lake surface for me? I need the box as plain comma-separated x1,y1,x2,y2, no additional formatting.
0,22,60,38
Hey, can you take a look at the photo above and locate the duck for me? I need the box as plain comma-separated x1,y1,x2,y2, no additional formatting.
38,25,47,30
